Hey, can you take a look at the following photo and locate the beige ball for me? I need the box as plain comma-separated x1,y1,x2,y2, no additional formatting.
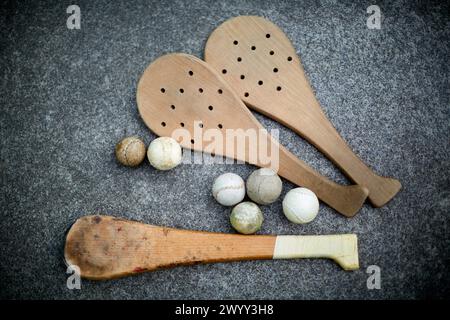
115,136,146,167
147,137,182,170
230,202,264,234
282,187,319,224
246,168,282,205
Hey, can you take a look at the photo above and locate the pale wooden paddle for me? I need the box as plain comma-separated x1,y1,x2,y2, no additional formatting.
64,215,359,280
204,16,401,207
136,53,368,217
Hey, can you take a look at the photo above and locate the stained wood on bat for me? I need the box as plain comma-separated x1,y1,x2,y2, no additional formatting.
64,215,359,280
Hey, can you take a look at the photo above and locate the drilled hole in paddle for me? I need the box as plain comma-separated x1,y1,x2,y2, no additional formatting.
218,124,223,129
266,34,270,38
233,40,238,45
240,75,245,80
199,88,203,93
188,70,194,76
273,68,278,73
179,88,184,93
171,105,175,110
218,89,223,94
251,46,256,50
161,122,166,127
190,139,195,144
208,105,213,111
287,56,293,61
244,92,249,97
180,122,185,127
269,50,274,55
199,123,203,128
237,57,242,62
160,88,165,93
222,69,227,74
276,86,282,91
258,80,263,85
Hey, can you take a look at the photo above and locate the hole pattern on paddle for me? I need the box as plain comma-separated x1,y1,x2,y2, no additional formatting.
222,32,294,98
139,59,267,154
201,19,306,125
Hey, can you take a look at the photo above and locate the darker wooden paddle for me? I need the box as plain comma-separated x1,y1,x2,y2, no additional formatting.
64,215,359,280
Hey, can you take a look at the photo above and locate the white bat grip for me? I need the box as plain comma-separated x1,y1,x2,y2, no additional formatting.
273,234,359,270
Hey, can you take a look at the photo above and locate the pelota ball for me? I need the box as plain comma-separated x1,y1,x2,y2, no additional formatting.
246,168,282,205
212,173,245,206
230,202,264,234
147,137,182,170
115,136,146,167
282,187,319,224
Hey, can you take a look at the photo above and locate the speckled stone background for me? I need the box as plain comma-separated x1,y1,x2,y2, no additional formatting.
1,0,449,299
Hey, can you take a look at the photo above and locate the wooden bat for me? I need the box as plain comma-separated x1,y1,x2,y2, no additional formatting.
64,215,359,280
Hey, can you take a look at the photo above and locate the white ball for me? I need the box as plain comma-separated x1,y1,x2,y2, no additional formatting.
147,137,182,170
230,202,264,234
246,168,282,205
282,187,319,224
212,173,245,206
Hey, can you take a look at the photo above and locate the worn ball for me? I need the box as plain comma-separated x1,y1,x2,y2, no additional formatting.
246,168,282,205
282,187,319,224
147,137,182,170
230,202,264,234
212,173,245,206
115,136,146,167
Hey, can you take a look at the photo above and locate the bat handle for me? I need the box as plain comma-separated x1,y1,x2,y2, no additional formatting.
272,234,359,270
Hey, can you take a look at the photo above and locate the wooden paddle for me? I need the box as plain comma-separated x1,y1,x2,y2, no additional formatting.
136,53,368,217
64,215,359,279
204,16,401,207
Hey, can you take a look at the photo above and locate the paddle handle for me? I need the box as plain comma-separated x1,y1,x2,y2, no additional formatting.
296,108,401,207
274,141,368,217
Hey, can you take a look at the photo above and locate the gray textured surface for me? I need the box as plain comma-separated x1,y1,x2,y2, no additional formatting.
1,0,449,299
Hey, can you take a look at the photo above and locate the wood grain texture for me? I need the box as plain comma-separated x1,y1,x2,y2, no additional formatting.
64,215,359,280
204,16,401,207
136,53,368,217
